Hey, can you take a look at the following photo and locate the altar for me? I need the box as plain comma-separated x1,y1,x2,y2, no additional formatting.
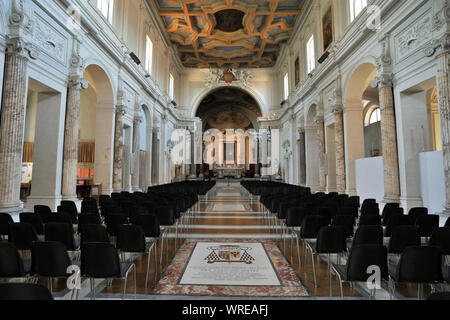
216,167,244,179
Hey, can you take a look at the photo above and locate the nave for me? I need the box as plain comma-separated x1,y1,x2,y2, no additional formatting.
1,180,449,300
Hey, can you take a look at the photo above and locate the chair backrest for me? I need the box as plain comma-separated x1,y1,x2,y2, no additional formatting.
337,207,358,218
427,292,450,300
445,216,450,227
19,212,44,235
429,227,450,255
134,214,160,238
81,242,121,278
381,203,400,218
347,245,388,281
60,201,78,213
383,207,404,226
359,215,382,226
117,225,146,253
408,207,428,224
300,215,327,239
77,214,101,228
50,212,73,226
57,205,78,224
34,205,53,223
344,196,360,208
352,226,383,246
44,223,77,250
80,224,110,244
0,283,53,300
0,213,14,236
388,226,420,254
8,223,38,250
396,246,442,283
316,226,347,254
385,213,410,236
361,199,377,211
0,243,25,277
31,241,71,277
415,215,440,237
360,207,380,217
332,215,355,237
105,214,128,236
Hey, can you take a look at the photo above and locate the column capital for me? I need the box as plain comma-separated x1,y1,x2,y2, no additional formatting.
5,37,39,60
314,115,324,124
133,116,143,126
332,105,344,115
68,76,88,90
436,33,450,56
115,105,127,116
373,33,394,88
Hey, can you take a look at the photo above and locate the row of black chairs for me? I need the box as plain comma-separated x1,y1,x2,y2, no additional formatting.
241,180,450,299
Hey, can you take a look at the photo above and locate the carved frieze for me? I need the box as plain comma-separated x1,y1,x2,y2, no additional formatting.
33,13,67,65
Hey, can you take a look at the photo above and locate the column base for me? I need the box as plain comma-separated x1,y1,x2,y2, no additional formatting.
0,202,23,216
25,195,63,212
132,187,142,192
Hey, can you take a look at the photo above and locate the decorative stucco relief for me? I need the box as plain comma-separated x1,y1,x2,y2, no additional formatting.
33,13,67,65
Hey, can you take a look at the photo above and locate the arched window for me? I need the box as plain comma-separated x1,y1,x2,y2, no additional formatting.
283,73,289,100
350,0,367,22
367,107,381,126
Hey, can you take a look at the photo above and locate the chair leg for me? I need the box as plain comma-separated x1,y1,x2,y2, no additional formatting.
311,251,317,288
90,278,95,300
145,248,151,290
328,254,332,297
154,242,158,283
296,237,301,268
133,264,137,299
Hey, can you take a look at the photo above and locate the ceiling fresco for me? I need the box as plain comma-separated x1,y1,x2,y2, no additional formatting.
152,0,304,68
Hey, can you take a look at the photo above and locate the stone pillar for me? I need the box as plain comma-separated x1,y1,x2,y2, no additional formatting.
375,33,400,203
376,84,400,202
436,33,450,213
315,116,326,192
113,105,126,192
333,106,346,194
0,41,30,213
298,128,307,185
131,115,143,192
189,129,197,179
61,77,88,199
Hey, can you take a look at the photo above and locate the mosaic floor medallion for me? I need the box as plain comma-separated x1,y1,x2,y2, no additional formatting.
152,239,310,297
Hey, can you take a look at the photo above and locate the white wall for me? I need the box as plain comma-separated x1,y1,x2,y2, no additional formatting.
355,157,384,204
419,151,446,214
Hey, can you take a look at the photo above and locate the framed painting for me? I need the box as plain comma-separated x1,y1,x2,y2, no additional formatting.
322,6,334,51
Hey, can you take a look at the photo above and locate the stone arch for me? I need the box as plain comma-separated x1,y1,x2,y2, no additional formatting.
191,85,268,117
81,64,116,194
343,61,378,195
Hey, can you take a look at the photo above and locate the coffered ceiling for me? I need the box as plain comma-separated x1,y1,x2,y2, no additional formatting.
152,0,304,68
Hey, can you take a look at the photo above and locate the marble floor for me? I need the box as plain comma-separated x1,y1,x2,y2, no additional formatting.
43,181,447,300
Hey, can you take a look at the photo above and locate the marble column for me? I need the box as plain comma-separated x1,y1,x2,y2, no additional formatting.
315,116,326,192
298,129,307,185
61,77,88,199
436,33,450,213
378,83,400,202
333,106,346,194
0,41,30,213
189,130,197,179
113,105,126,192
131,115,143,192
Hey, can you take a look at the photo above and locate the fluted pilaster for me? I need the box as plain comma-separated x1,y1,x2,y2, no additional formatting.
113,105,126,191
333,107,346,193
131,116,143,191
379,84,400,202
436,33,450,213
0,45,29,213
62,77,88,198
315,116,326,192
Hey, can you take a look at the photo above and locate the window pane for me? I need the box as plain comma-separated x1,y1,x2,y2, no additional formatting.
284,73,289,100
169,74,174,100
146,36,153,73
307,35,315,73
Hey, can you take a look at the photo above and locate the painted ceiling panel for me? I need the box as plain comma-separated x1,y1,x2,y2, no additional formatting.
152,0,304,68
